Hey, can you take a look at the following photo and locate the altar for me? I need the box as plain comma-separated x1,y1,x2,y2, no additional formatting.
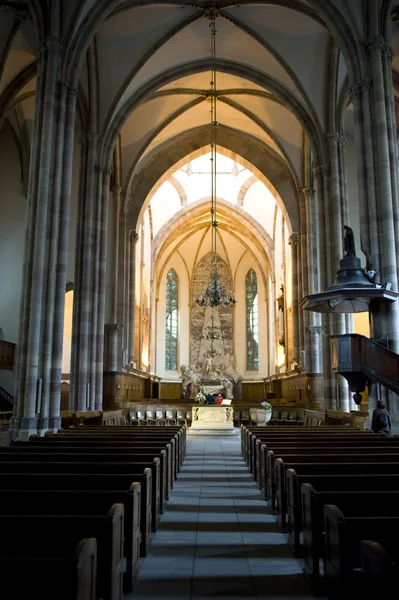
189,405,239,436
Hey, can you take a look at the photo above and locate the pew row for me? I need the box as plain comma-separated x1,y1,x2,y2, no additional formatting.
1,537,97,600
0,506,123,600
0,486,140,592
286,471,399,557
0,470,152,557
324,505,399,599
301,485,399,591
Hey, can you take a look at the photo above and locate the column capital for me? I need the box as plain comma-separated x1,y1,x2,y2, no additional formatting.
95,164,112,176
301,187,315,200
366,35,385,56
288,232,299,246
325,132,347,148
0,3,33,22
382,42,394,62
306,325,322,336
349,78,373,99
130,231,139,244
105,323,123,333
112,185,122,194
312,164,330,177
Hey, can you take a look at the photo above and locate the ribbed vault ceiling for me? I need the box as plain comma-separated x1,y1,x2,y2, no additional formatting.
1,0,399,208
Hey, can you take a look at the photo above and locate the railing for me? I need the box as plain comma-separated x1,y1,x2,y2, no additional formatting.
0,340,16,370
331,334,399,396
0,385,13,409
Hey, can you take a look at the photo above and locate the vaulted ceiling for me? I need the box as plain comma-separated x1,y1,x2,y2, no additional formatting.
1,0,399,220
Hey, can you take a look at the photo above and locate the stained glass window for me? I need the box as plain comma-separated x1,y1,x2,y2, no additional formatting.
165,269,178,370
246,269,259,370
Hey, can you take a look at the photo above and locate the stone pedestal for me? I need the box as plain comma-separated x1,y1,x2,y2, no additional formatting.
189,406,239,436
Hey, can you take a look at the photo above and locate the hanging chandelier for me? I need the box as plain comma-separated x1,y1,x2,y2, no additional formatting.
195,10,237,310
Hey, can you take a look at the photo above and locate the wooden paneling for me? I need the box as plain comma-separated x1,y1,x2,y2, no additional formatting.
242,381,265,400
159,381,182,400
0,340,15,370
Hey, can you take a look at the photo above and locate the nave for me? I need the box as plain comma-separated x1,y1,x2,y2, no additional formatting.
130,435,321,600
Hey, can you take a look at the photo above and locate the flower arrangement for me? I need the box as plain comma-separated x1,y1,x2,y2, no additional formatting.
196,392,206,405
261,401,272,410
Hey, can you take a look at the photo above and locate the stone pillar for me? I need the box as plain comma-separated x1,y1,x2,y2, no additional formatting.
128,232,139,366
288,233,299,364
302,187,323,377
47,84,78,432
10,36,63,440
95,166,112,409
306,326,323,375
325,133,350,410
70,135,98,411
366,36,399,351
313,164,333,407
117,211,127,363
105,324,123,372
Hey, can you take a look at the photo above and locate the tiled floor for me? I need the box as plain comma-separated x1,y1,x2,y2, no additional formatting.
126,434,323,599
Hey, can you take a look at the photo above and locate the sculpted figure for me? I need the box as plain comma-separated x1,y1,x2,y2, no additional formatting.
180,364,201,397
220,376,234,399
344,225,356,257
220,353,240,383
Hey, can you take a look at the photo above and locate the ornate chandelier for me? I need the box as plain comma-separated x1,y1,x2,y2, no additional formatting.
195,11,237,311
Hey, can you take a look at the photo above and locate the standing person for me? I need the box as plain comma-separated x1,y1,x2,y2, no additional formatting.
371,400,392,436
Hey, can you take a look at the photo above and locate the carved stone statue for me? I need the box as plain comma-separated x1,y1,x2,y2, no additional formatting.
180,364,201,398
219,353,240,384
344,225,356,257
219,376,234,399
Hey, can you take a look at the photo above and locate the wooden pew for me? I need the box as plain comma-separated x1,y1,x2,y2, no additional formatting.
247,429,368,473
286,471,399,557
240,426,359,464
0,458,161,532
0,537,97,600
46,430,183,472
301,485,399,589
275,457,399,528
0,469,152,557
0,448,168,512
264,445,399,506
256,433,387,490
0,505,124,600
360,540,399,600
324,505,399,599
67,425,187,459
0,486,140,592
22,437,178,482
254,435,396,486
4,444,172,503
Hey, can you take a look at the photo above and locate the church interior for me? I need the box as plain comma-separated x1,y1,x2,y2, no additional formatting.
1,1,399,598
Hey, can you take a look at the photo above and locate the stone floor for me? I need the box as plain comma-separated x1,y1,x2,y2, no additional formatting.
126,434,324,599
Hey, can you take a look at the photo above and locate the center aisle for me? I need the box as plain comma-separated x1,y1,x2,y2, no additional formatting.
126,435,325,599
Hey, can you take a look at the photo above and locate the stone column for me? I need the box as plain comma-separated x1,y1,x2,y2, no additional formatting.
288,233,300,364
117,211,127,363
313,164,333,407
302,187,322,376
325,133,350,410
47,84,78,432
10,36,63,440
95,166,112,409
105,324,123,371
128,232,139,367
366,36,399,351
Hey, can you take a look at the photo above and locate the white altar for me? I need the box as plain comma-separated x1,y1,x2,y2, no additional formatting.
189,406,239,436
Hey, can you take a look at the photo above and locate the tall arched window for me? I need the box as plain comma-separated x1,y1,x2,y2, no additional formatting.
165,269,178,370
246,269,259,370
